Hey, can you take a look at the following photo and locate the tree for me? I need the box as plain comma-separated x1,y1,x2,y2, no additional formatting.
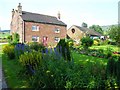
81,36,93,49
82,22,88,27
108,25,120,45
89,25,103,34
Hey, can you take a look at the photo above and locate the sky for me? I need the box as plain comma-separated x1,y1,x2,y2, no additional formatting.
0,0,119,30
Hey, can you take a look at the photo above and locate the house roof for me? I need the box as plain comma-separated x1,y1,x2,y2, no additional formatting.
21,11,67,26
74,25,102,36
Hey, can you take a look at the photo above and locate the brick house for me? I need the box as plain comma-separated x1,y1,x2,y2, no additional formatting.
67,25,102,44
10,3,67,46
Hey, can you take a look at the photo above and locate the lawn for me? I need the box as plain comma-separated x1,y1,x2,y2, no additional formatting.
72,50,108,66
0,32,10,39
90,45,120,52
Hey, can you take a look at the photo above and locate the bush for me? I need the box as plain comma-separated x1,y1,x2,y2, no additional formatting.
66,39,74,48
56,39,71,61
93,39,100,46
14,43,29,59
3,44,15,59
7,33,20,45
19,51,43,74
28,42,45,52
12,33,20,44
105,48,112,59
81,37,93,49
7,35,13,43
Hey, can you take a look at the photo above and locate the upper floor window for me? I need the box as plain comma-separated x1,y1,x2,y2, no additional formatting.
32,25,39,31
54,28,60,33
54,37,60,42
32,36,39,42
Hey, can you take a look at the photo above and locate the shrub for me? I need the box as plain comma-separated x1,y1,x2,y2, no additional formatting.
19,51,43,73
116,58,120,86
105,48,112,59
81,36,93,49
56,39,71,61
66,39,74,48
3,44,15,59
7,35,13,43
14,43,29,59
106,58,116,77
93,39,100,46
12,33,20,44
7,33,20,45
28,42,45,52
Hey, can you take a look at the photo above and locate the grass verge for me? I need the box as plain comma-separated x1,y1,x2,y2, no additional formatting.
1,44,29,88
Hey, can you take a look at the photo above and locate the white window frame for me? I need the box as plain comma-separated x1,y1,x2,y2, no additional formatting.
54,28,60,33
54,37,60,42
32,25,39,31
32,36,39,42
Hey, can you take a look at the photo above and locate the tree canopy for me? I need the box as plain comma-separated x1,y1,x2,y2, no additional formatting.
89,25,103,34
108,25,120,45
82,22,88,27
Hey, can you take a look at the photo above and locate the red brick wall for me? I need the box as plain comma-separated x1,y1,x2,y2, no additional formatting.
24,22,67,46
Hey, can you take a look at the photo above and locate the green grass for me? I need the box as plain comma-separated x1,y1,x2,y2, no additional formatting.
1,44,29,88
90,45,120,52
72,51,108,66
0,32,10,38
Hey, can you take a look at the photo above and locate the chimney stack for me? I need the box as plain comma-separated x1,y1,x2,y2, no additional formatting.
18,3,22,15
57,11,60,20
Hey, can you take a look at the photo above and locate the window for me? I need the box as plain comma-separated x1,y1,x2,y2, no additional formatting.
32,25,39,31
54,28,60,33
54,37,60,42
32,36,39,42
71,28,75,33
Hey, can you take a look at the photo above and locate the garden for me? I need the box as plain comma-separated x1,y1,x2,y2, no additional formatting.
2,33,120,89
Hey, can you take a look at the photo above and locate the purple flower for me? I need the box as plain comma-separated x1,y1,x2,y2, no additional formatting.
45,48,48,54
50,48,53,54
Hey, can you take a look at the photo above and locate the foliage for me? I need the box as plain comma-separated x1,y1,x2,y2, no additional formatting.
12,33,20,44
93,39,100,46
7,35,13,43
28,51,108,89
7,33,20,45
105,47,112,59
14,43,29,59
108,25,120,45
57,39,71,61
19,51,42,75
100,39,110,45
82,22,88,27
89,25,103,34
3,44,15,59
28,42,45,52
81,36,93,49
65,39,74,48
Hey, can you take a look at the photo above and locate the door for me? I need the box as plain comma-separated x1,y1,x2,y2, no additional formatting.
42,36,48,46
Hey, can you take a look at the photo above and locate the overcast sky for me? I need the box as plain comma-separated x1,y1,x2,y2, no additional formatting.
0,0,119,30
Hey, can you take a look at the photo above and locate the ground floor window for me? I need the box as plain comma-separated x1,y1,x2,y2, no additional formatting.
32,36,39,42
54,37,60,42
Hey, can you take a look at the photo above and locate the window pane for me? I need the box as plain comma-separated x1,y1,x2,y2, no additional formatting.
32,36,39,42
55,28,60,33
